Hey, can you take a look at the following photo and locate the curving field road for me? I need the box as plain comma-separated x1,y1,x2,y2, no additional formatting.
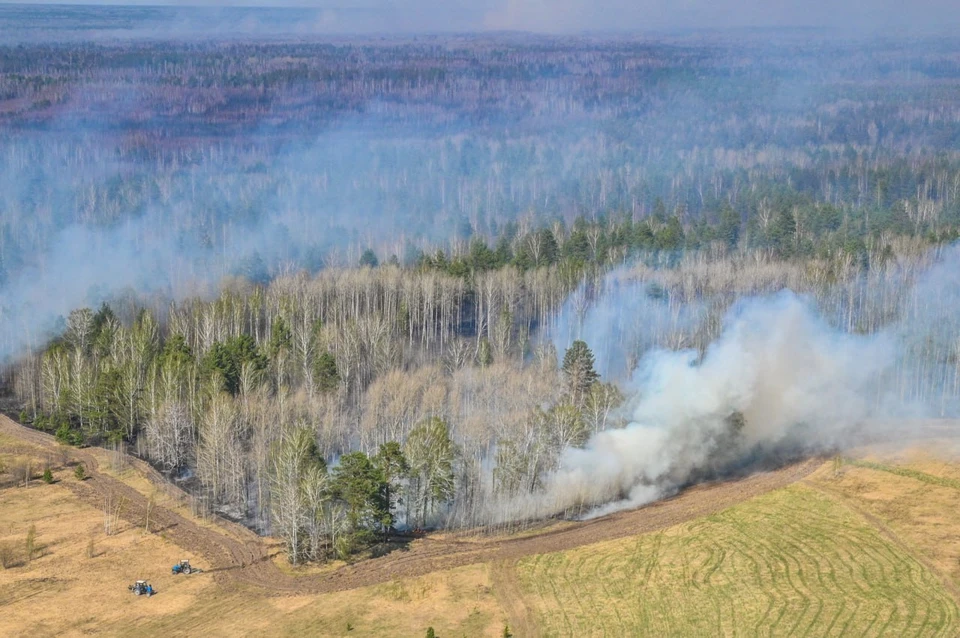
0,414,824,595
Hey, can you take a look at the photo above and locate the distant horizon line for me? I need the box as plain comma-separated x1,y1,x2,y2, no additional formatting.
2,1,957,40
0,2,876,36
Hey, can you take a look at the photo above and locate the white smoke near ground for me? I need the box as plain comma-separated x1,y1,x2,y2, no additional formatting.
487,247,960,524
548,292,894,516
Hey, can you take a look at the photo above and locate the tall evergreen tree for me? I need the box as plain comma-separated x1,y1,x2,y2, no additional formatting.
562,340,600,406
359,249,379,268
718,203,741,249
332,452,389,535
313,351,340,393
373,442,410,529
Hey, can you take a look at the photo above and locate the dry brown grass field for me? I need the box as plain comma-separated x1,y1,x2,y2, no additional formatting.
0,439,504,637
3,420,960,637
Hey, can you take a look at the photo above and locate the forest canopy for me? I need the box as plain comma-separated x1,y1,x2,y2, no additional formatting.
2,26,960,562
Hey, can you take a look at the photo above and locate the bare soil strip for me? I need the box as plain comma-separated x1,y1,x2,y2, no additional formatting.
0,414,823,595
490,559,539,637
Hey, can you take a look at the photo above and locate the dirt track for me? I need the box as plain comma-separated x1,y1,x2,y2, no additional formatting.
0,414,823,595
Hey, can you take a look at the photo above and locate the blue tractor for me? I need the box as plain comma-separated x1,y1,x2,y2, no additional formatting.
129,580,155,597
172,559,200,575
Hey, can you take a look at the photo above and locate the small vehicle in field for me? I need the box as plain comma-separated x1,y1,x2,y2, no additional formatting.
171,559,199,575
128,580,155,597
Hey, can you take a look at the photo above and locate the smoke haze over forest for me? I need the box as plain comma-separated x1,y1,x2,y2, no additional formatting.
2,1,960,35
3,4,960,544
4,17,960,362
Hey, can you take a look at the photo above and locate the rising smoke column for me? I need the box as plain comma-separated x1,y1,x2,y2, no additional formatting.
492,290,903,522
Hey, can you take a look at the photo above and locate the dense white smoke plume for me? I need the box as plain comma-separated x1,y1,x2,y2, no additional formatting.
543,292,894,517
488,248,960,524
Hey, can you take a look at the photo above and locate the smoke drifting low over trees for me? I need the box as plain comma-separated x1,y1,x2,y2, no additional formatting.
4,18,960,560
8,239,960,558
4,30,960,363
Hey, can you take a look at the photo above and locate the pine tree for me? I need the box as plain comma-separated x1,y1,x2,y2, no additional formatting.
770,207,797,254
651,197,667,222
313,351,340,393
562,340,600,406
236,251,269,283
373,442,409,530
268,316,293,358
468,239,498,271
203,335,267,395
359,249,379,268
718,203,741,249
332,452,389,536
656,215,685,251
564,229,591,264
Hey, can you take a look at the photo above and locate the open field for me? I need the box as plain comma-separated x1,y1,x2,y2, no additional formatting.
0,420,505,637
516,484,959,637
0,479,506,638
0,478,214,636
810,443,960,592
4,416,960,636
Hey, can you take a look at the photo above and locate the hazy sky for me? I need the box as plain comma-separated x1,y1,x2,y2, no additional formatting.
484,0,960,33
4,0,960,34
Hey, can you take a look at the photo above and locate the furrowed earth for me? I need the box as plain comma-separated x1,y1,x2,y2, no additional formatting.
2,414,959,637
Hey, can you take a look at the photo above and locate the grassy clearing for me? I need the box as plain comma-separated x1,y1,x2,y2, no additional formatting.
517,484,959,638
0,478,211,638
87,560,502,638
812,449,960,588
847,459,960,491
0,435,61,488
0,478,506,638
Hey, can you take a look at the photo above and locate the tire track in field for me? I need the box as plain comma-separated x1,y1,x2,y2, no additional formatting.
805,479,960,609
519,485,959,637
489,559,538,638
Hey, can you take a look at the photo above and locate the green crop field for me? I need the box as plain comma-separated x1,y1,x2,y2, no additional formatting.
517,485,959,637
